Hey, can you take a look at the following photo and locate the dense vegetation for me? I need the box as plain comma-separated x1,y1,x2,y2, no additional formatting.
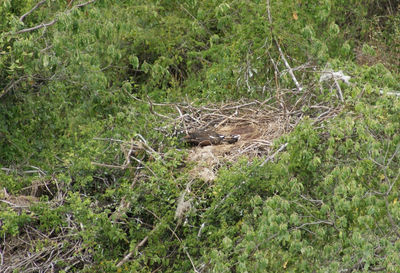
1,0,400,272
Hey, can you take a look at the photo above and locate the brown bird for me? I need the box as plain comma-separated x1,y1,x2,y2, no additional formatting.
182,130,240,146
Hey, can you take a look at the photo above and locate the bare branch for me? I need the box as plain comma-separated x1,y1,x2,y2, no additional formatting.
379,90,400,96
266,0,303,93
91,162,129,169
261,142,288,166
1,77,26,98
384,197,400,238
15,19,57,34
14,0,97,35
19,0,47,22
116,235,149,267
75,0,96,8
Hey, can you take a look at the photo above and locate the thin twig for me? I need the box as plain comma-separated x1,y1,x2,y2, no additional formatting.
91,162,128,169
116,236,149,267
333,78,344,102
266,0,302,93
75,0,96,8
261,142,288,166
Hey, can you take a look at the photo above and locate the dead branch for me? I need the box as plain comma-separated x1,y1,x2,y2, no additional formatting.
266,0,303,93
261,142,288,166
15,19,57,34
91,161,129,169
379,90,400,96
75,0,96,8
116,235,149,267
19,0,47,22
14,0,97,35
1,77,27,98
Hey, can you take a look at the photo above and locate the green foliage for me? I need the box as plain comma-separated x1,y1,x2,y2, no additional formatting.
1,0,400,272
0,207,31,236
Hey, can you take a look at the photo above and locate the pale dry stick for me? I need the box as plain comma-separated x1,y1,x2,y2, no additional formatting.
250,139,273,146
146,96,173,120
221,101,259,111
75,0,96,8
215,108,239,128
179,4,212,36
136,134,163,162
144,207,200,273
15,19,58,34
237,143,259,155
312,109,334,124
0,247,3,267
209,114,258,124
19,0,47,22
266,0,303,93
0,199,29,209
276,43,303,93
116,235,149,267
93,137,134,144
14,0,97,34
121,139,136,167
333,78,344,102
260,142,288,166
175,105,188,134
1,77,26,98
130,156,157,176
379,90,400,96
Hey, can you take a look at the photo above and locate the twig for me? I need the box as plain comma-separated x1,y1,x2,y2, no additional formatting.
19,0,47,22
175,105,188,134
130,156,156,176
333,78,344,102
15,19,57,34
75,0,96,8
261,142,288,166
136,134,163,161
144,208,200,273
385,197,400,238
0,199,29,208
179,4,212,36
93,137,134,144
379,90,400,96
147,96,173,120
14,0,97,34
1,77,26,98
91,162,128,169
116,235,149,267
266,0,302,93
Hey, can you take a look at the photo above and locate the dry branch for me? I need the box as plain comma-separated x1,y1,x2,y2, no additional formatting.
266,0,303,93
19,0,47,22
14,0,97,35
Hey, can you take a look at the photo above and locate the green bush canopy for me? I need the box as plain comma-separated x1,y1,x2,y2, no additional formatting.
1,0,400,272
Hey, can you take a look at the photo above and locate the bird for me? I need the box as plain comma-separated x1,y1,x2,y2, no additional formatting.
182,130,240,146
223,135,240,144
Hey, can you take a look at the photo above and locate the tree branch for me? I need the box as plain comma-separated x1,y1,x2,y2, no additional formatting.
1,77,26,98
14,0,97,34
266,0,303,93
75,0,96,8
15,19,57,34
19,0,47,22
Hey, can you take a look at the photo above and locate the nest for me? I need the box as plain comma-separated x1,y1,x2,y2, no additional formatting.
153,100,296,182
143,96,341,182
